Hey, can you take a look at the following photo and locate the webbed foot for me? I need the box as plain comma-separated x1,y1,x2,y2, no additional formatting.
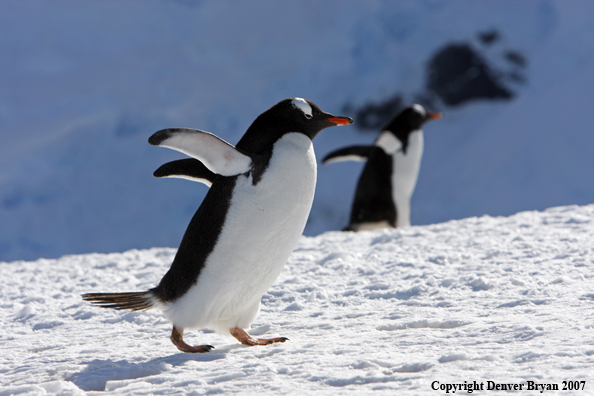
230,327,288,346
171,326,214,353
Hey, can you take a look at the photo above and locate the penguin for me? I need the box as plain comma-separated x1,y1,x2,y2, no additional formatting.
323,104,441,231
82,98,352,353
153,158,217,187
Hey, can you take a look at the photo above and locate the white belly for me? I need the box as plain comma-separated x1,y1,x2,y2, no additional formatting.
392,130,423,228
164,133,317,332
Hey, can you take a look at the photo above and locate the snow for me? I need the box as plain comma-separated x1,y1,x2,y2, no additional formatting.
1,0,594,262
2,204,593,394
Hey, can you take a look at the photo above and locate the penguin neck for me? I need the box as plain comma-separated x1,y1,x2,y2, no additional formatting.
237,115,306,155
241,129,313,186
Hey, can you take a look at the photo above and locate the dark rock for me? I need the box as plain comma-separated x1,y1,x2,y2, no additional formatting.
478,30,500,46
344,94,404,131
426,43,513,106
505,50,528,67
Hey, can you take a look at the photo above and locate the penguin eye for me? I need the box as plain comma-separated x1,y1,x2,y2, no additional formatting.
304,114,312,119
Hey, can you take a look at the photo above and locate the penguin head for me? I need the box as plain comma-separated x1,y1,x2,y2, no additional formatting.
237,98,353,154
390,104,442,132
260,97,353,140
381,104,441,154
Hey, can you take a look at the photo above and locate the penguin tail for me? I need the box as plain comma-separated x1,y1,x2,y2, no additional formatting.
81,291,156,311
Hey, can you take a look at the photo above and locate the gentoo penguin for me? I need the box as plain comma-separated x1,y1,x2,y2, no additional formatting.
323,104,440,231
82,98,352,353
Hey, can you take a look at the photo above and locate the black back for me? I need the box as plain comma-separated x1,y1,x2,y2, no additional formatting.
152,176,237,302
347,147,396,229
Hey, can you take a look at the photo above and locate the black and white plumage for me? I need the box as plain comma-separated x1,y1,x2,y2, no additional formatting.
323,104,441,231
83,98,353,352
153,158,217,187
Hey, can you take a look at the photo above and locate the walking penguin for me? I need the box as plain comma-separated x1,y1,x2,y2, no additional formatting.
323,104,440,231
82,98,353,352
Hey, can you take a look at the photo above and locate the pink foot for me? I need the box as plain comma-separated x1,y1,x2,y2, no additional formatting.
170,326,214,353
230,327,288,346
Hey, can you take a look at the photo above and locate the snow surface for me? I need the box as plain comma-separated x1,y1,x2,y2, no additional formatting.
2,204,593,395
1,0,594,262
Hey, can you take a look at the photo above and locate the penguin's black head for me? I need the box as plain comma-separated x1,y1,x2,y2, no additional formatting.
258,97,353,141
381,104,441,154
237,98,353,154
386,104,442,133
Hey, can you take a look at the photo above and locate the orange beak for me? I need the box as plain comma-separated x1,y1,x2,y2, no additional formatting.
327,116,354,125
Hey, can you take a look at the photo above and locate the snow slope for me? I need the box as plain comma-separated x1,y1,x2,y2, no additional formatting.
1,0,594,262
1,204,593,394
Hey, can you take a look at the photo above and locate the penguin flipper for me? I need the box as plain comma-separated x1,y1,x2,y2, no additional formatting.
322,145,377,164
149,128,252,176
154,158,217,187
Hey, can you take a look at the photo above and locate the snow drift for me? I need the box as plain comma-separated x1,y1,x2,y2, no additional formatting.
1,204,593,394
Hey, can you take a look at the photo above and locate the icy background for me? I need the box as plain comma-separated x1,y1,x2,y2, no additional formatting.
2,204,593,394
1,0,593,262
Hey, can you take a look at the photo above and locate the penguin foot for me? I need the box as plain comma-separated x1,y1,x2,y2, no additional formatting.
230,327,288,346
171,326,214,353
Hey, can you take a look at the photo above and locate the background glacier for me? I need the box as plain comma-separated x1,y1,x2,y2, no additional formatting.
1,0,593,262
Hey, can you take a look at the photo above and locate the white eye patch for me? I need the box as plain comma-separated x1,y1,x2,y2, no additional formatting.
291,98,313,118
411,104,426,117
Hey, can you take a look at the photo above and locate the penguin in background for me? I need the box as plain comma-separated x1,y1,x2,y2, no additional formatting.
323,104,441,231
82,98,353,353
